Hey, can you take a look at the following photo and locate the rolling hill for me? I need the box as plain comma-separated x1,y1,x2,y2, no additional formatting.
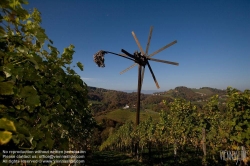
87,86,228,115
89,86,229,148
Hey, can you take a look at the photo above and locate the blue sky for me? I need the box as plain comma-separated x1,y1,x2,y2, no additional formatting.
26,0,250,92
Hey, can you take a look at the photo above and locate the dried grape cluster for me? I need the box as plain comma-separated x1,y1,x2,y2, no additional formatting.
93,50,106,67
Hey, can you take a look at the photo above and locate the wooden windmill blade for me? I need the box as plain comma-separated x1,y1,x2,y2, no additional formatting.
131,31,145,55
141,26,153,87
119,40,177,74
120,31,145,75
120,29,148,75
145,59,160,89
141,65,146,86
145,26,153,56
148,40,177,57
120,63,137,74
147,57,179,66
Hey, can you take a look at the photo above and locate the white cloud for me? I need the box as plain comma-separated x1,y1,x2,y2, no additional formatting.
81,77,94,81
81,77,105,83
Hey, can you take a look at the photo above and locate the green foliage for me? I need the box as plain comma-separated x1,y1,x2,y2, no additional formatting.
0,118,16,132
99,86,250,164
0,0,95,153
0,118,16,145
226,87,250,147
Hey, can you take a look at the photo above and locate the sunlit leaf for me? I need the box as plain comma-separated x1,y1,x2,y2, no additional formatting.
0,118,16,132
15,105,21,110
3,67,11,78
0,131,12,145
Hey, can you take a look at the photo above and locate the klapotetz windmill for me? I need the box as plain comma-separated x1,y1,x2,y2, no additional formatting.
93,26,179,125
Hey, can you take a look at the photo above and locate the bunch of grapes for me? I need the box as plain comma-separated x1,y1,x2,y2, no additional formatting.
93,50,106,67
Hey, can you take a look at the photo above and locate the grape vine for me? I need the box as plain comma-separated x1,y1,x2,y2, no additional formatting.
0,0,95,153
100,87,250,165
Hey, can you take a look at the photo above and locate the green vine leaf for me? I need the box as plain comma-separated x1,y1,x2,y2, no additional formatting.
77,62,84,71
0,0,95,154
20,86,37,97
0,118,16,132
0,131,12,145
0,82,14,95
26,95,40,106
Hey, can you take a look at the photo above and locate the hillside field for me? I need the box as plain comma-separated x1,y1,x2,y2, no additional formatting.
95,109,160,124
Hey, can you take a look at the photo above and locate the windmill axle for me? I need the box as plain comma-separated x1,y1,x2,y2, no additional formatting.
134,51,147,66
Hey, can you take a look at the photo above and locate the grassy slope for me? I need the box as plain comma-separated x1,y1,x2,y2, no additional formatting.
95,109,160,124
191,88,213,95
94,87,228,124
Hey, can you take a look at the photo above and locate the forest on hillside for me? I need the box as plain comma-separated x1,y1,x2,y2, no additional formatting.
88,86,228,114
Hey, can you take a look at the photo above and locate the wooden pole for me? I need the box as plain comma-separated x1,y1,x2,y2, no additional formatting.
135,64,142,159
136,64,142,126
